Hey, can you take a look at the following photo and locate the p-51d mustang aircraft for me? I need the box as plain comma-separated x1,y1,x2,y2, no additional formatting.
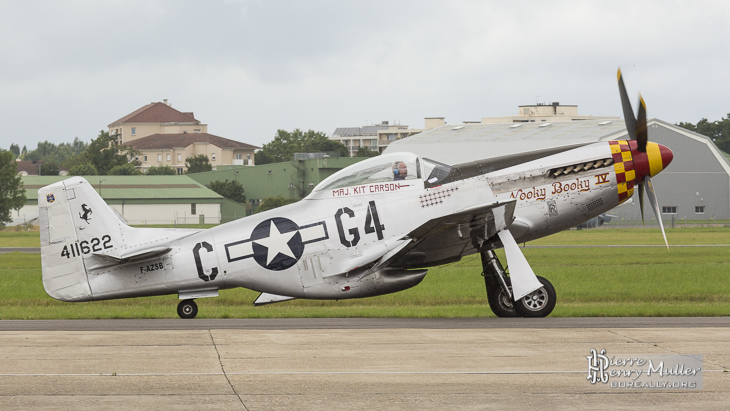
38,70,673,318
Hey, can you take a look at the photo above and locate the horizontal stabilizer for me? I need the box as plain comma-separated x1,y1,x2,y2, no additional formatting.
254,293,296,306
93,246,172,264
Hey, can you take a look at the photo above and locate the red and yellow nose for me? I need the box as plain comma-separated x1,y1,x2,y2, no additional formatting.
608,140,673,202
631,141,674,180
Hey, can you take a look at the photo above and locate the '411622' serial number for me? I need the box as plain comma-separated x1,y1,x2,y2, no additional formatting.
60,235,112,258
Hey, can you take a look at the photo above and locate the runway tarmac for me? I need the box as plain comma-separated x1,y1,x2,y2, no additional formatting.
1,318,729,410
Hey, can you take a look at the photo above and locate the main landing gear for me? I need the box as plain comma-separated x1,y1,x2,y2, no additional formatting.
177,299,198,319
480,249,556,318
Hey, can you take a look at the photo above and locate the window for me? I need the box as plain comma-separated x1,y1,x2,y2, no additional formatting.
315,152,420,191
191,203,196,215
177,153,182,162
143,155,148,162
247,154,251,160
662,206,677,214
131,127,136,135
157,154,162,163
236,154,242,160
166,154,171,161
695,206,705,214
422,158,452,187
211,153,216,161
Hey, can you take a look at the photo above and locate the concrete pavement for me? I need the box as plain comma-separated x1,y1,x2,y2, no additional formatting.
1,323,729,410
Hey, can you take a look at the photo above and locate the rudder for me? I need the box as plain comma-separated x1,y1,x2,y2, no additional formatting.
38,177,129,301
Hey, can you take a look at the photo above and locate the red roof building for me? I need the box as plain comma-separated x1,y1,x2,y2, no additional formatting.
109,100,259,173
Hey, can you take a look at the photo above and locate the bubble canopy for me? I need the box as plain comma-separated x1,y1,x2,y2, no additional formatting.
314,152,453,192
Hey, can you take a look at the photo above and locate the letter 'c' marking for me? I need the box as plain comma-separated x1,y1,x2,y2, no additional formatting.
193,241,219,282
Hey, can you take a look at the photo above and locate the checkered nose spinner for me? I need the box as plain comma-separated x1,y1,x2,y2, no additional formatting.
608,140,673,203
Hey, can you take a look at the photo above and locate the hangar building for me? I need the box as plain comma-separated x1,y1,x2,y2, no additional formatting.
13,156,364,227
385,119,730,222
187,155,364,208
15,175,243,226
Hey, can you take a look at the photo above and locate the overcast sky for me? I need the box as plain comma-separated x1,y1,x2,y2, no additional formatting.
2,0,729,151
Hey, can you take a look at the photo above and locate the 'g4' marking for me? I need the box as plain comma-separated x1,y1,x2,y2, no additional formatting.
334,201,385,248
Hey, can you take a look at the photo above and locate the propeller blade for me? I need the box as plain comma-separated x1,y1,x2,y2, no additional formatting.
636,94,648,152
644,175,669,250
638,181,645,226
617,68,637,141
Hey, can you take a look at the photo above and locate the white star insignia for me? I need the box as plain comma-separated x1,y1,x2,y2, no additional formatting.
253,220,298,265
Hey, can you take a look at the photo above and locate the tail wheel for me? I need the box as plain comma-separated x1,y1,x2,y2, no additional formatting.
177,299,198,319
513,276,556,318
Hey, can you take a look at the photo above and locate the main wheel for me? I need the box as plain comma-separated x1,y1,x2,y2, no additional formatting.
485,275,519,318
177,299,198,319
488,286,519,317
513,276,556,318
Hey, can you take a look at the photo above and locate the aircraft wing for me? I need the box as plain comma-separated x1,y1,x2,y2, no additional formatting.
383,200,517,269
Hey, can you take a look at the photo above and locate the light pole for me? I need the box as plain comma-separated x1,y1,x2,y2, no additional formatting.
98,179,106,197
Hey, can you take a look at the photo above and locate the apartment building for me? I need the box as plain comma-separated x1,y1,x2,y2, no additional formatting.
108,100,258,173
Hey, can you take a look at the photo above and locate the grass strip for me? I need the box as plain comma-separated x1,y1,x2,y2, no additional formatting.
1,240,729,318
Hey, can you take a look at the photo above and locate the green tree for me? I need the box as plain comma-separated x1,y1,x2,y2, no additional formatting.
38,160,61,176
108,163,142,175
253,150,273,165
258,196,298,212
24,140,82,167
72,130,139,175
0,150,26,226
69,163,98,176
206,179,246,203
185,154,212,173
256,129,348,164
68,137,88,156
677,114,730,153
9,144,20,158
146,165,177,175
356,146,379,157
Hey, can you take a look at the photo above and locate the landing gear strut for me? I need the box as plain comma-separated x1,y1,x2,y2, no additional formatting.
480,249,555,318
481,249,518,317
177,299,198,319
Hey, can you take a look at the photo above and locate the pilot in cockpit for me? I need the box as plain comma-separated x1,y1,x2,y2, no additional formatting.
393,161,408,181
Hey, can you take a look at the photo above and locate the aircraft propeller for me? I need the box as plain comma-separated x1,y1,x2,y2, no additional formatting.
617,68,672,249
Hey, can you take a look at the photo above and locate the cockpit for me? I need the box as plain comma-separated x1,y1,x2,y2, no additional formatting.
313,152,454,193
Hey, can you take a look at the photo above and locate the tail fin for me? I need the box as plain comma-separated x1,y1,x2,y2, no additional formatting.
39,178,117,300
38,177,137,301
38,177,194,301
